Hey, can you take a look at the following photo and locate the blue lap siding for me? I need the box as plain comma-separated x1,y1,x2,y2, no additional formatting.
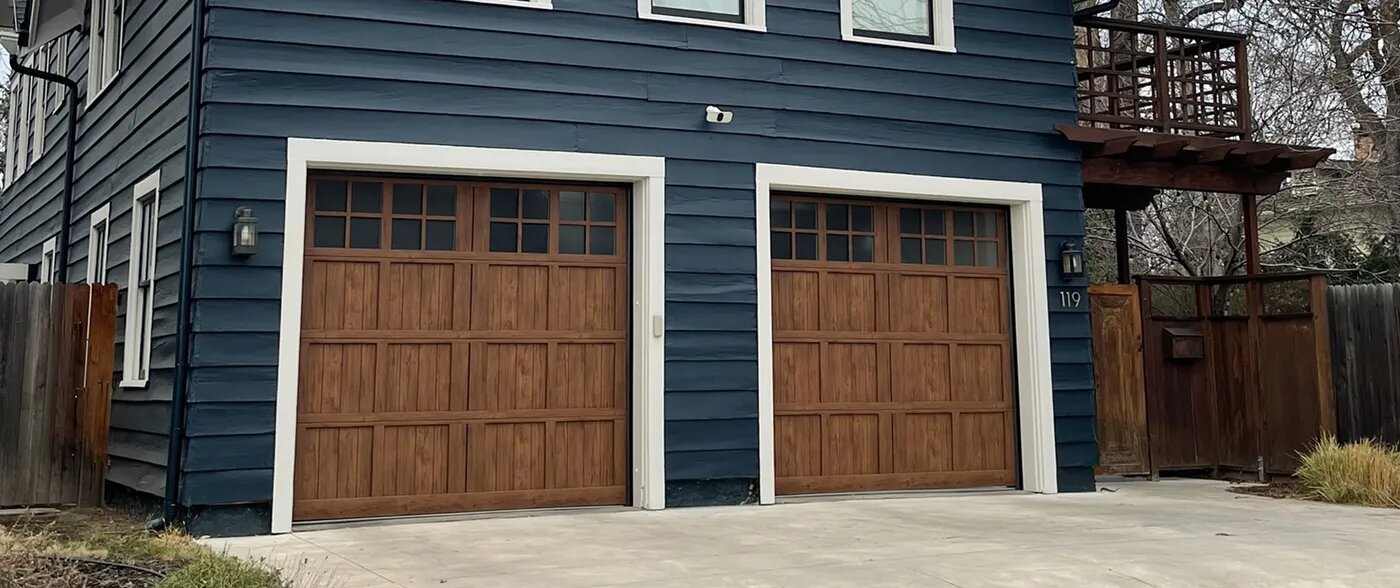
0,0,194,503
7,0,1096,533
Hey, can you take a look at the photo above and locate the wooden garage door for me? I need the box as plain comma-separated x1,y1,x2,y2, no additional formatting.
293,175,629,521
771,195,1016,496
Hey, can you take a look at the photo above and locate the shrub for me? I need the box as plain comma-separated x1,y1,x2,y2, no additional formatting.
157,552,283,588
1294,435,1400,508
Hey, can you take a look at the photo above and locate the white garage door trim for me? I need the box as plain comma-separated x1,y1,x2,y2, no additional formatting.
754,163,1058,504
272,139,668,533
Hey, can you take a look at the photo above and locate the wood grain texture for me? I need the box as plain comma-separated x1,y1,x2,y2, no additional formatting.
1329,284,1400,444
294,175,628,521
0,284,116,508
772,195,1016,496
1089,284,1148,475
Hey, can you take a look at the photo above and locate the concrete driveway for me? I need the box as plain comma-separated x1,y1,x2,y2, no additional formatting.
209,479,1400,587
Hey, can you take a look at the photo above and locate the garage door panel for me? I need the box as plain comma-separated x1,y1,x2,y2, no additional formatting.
820,272,879,332
821,343,879,403
949,277,1005,335
775,415,823,478
296,177,629,521
774,343,821,406
468,422,547,493
773,195,1015,496
384,262,456,331
825,414,882,475
295,427,374,500
956,412,1012,472
382,344,453,413
893,413,954,473
474,264,550,331
552,420,619,489
893,343,951,403
476,343,548,411
551,343,620,409
890,274,948,333
552,266,624,331
952,345,1007,404
381,425,452,497
300,343,378,415
304,261,380,331
773,271,821,331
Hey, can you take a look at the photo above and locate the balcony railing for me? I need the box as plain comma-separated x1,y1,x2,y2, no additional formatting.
1075,18,1250,139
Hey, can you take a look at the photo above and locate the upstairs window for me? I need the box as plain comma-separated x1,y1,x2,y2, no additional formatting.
88,0,125,104
640,0,766,31
842,0,954,51
4,44,53,186
88,204,112,284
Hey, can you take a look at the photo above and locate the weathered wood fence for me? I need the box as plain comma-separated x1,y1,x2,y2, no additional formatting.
0,283,118,507
1329,284,1400,444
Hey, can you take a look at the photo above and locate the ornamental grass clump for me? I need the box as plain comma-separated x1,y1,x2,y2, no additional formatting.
1294,435,1400,508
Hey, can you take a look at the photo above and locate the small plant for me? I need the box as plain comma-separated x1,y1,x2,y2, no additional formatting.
1294,435,1400,508
157,552,283,588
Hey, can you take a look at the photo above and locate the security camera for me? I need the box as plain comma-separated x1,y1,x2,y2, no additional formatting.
706,105,734,124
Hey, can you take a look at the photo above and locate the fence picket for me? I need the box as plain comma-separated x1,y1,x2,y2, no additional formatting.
1328,284,1400,444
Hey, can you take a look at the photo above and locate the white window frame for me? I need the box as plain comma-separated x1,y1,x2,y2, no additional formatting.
39,237,59,283
27,46,47,167
639,0,766,32
840,0,956,53
87,0,125,106
460,0,553,9
121,171,160,388
754,164,1056,503
87,204,112,284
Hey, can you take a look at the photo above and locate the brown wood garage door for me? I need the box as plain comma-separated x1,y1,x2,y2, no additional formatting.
293,175,629,521
771,194,1017,495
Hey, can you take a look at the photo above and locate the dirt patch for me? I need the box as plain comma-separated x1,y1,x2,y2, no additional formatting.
0,508,282,588
1227,479,1301,500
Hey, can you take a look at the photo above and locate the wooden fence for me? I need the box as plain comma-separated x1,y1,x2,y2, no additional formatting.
0,283,118,508
1329,284,1400,444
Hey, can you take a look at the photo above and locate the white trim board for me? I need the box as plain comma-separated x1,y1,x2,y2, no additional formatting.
273,139,668,534
753,163,1058,505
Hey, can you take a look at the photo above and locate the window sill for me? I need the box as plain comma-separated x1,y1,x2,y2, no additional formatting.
460,0,553,9
86,75,119,109
118,378,149,389
842,33,955,53
640,12,766,33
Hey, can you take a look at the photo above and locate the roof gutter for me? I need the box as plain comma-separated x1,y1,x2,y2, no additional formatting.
153,0,206,530
10,50,77,282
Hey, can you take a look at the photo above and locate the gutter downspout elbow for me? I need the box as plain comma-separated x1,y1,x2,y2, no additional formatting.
10,52,79,282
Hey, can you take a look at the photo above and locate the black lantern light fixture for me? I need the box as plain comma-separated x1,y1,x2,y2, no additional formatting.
232,206,259,257
1060,241,1085,280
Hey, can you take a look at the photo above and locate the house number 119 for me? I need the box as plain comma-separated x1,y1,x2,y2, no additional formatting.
1059,290,1083,308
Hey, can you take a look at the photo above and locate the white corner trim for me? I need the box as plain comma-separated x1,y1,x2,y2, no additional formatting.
838,0,956,53
639,0,767,32
272,139,667,534
754,163,1056,505
460,0,553,9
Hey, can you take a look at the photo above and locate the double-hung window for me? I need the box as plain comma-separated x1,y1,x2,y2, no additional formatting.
640,0,766,31
88,204,112,284
40,237,59,283
4,43,54,186
841,0,955,51
89,0,125,104
122,171,160,388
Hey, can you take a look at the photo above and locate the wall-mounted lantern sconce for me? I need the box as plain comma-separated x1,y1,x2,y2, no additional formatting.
1060,241,1086,280
232,206,258,257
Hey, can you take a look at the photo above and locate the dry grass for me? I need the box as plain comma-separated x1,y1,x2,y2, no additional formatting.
1294,435,1400,508
0,509,290,588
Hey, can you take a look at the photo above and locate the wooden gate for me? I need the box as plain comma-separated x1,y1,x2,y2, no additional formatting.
1089,285,1149,475
0,283,118,508
1136,274,1334,476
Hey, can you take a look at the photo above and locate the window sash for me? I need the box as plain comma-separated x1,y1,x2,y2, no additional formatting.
651,0,745,23
851,0,933,42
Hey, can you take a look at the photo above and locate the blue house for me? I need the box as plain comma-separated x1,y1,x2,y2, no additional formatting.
0,0,1115,536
